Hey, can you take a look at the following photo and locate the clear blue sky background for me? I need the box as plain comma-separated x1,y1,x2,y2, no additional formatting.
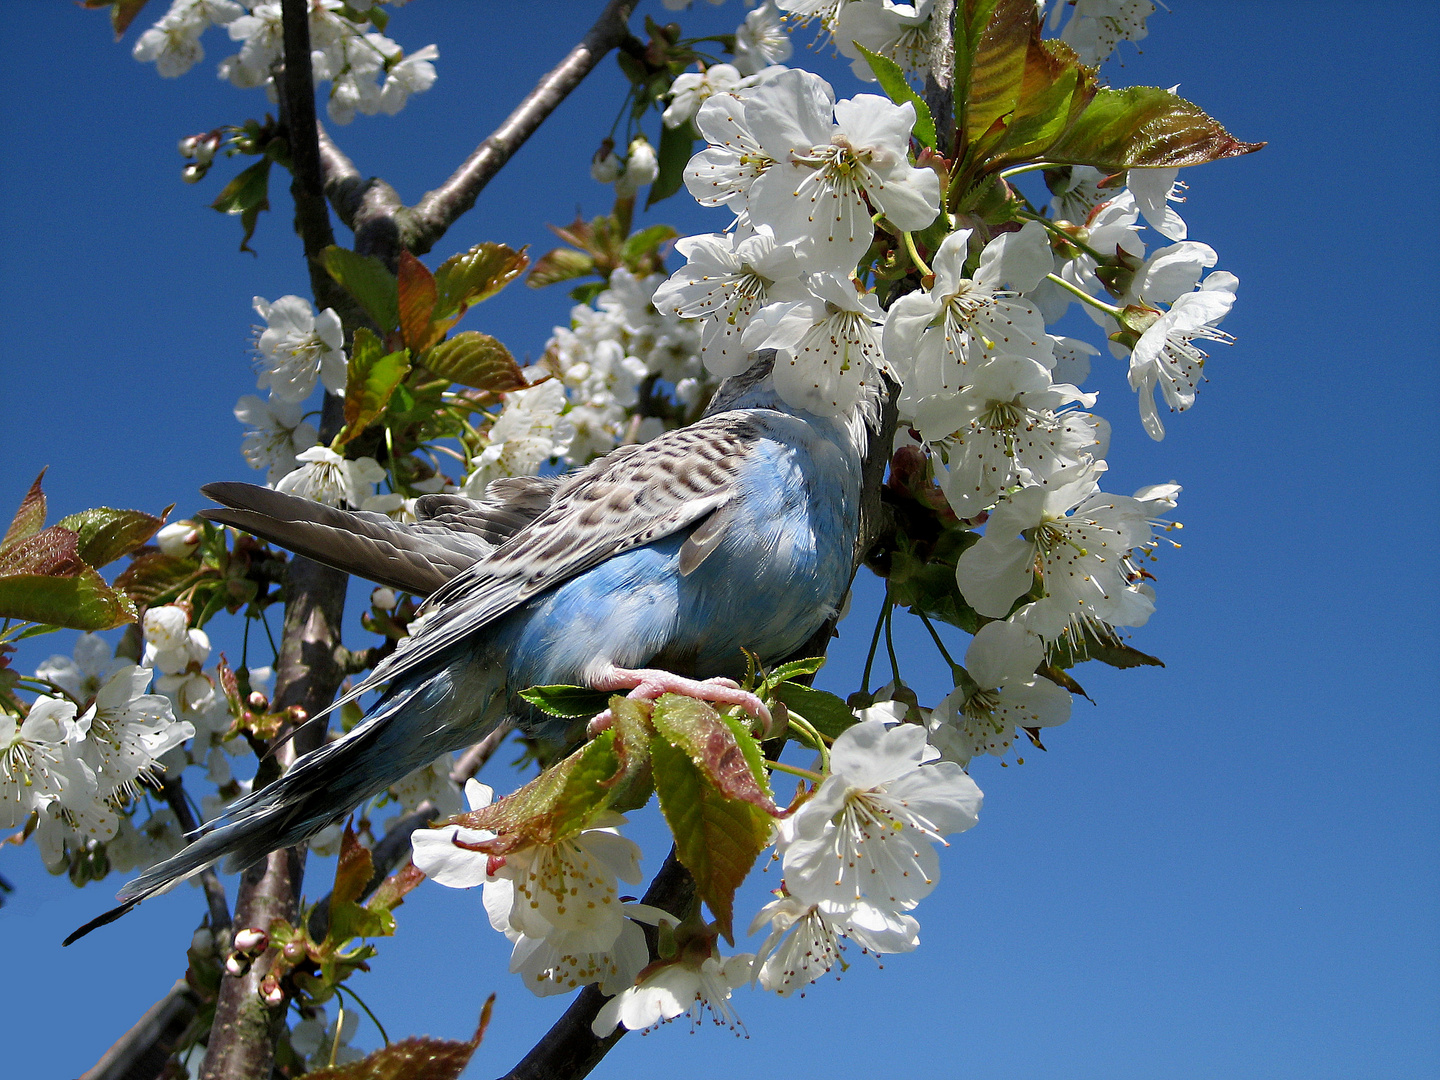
1,2,1436,1077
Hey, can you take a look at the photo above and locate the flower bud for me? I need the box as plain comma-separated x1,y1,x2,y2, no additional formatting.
143,605,189,650
283,939,307,962
156,521,200,557
261,979,285,1007
590,138,622,184
248,690,269,711
615,136,658,196
233,927,269,954
181,162,207,184
178,135,201,158
370,587,397,610
224,953,249,977
195,134,220,167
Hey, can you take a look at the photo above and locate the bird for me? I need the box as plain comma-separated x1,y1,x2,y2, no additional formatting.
67,352,883,942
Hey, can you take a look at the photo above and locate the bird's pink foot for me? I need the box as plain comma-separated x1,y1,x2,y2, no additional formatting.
588,665,773,736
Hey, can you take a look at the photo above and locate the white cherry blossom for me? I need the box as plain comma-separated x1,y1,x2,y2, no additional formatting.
1127,271,1237,440
749,893,918,996
253,295,347,402
734,2,793,76
927,621,1071,766
235,393,320,483
781,719,982,913
275,447,386,507
746,73,941,270
462,381,575,498
591,945,755,1035
652,227,807,377
77,666,193,805
664,64,743,129
0,697,90,830
836,1,936,83
884,222,1055,414
955,464,1161,636
743,271,886,417
35,634,125,705
1056,0,1154,67
1127,167,1188,242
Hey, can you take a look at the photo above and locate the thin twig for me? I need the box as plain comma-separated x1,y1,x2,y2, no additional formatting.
400,0,641,256
160,776,231,935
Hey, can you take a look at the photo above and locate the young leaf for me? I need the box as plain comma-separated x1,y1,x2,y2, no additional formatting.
397,250,439,352
0,572,137,631
211,158,272,254
650,694,779,816
303,999,493,1080
341,328,410,443
113,552,203,607
762,656,827,692
853,42,937,149
320,246,399,331
54,507,164,569
422,331,525,393
621,223,679,268
772,683,857,739
648,119,698,206
956,0,1034,147
989,38,1095,165
368,859,426,914
525,247,597,289
2,470,47,551
517,683,613,718
650,735,772,943
331,825,374,911
1044,85,1265,170
432,242,528,327
0,526,85,578
80,0,151,39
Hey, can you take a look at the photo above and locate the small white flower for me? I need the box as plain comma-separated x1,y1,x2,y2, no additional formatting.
1127,167,1188,242
927,621,1071,766
235,394,320,484
782,720,982,913
0,697,90,830
836,1,936,83
591,945,754,1035
1126,269,1237,440
35,634,124,704
664,64,743,129
615,136,660,197
155,521,201,557
743,272,887,417
378,44,439,115
462,382,575,498
749,893,918,996
275,447,386,508
79,665,194,805
734,2,792,76
1057,0,1154,67
386,753,462,825
253,295,347,402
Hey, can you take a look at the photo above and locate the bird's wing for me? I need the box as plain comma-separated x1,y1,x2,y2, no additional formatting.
198,475,563,595
325,413,760,713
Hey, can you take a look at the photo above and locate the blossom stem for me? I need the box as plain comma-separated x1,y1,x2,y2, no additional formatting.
861,594,889,694
914,610,961,676
1044,272,1122,315
902,232,934,280
999,161,1061,179
784,711,831,772
334,983,391,1047
1018,210,1110,262
767,759,825,783
884,600,902,686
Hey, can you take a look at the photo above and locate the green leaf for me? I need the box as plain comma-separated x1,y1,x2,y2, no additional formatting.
368,860,426,914
450,727,624,845
885,526,985,633
650,734,772,942
518,683,613,718
569,280,607,305
397,250,439,352
854,42,936,148
432,243,528,327
113,552,203,607
956,0,1033,147
621,223,680,268
331,824,373,910
648,119,698,207
525,247,597,289
320,246,399,331
211,158,272,254
1044,85,1265,170
423,331,525,393
341,328,410,443
772,682,858,739
0,572,137,631
55,507,164,569
2,470,47,551
326,900,395,943
988,39,1095,165
304,1001,492,1080
650,694,778,816
762,656,826,692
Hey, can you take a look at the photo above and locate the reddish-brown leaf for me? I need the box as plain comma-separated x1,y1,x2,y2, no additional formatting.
397,250,439,353
304,997,493,1080
2,470,47,552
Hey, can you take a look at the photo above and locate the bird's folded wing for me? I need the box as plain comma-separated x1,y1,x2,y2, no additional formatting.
323,413,760,715
198,476,562,595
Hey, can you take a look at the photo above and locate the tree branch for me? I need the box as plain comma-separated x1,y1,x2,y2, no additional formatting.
200,4,353,1078
79,980,200,1080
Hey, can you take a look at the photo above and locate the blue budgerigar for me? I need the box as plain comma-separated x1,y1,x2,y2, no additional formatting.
69,354,883,941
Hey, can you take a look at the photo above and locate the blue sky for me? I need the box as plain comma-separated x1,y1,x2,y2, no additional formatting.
1,2,1436,1078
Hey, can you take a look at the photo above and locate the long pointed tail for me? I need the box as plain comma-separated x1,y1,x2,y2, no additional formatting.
67,653,506,945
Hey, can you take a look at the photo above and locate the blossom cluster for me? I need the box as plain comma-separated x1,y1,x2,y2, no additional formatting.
133,0,438,126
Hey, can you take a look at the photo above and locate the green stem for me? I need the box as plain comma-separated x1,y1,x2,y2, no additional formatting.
884,601,901,687
1018,209,1109,262
999,161,1060,179
1045,272,1122,316
903,231,934,279
861,594,889,695
785,712,830,773
915,610,960,673
767,760,825,783
334,982,390,1047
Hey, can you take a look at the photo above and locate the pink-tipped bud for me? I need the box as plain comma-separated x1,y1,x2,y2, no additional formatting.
261,980,285,1007
283,939,307,963
224,953,248,977
233,927,269,953
248,691,268,710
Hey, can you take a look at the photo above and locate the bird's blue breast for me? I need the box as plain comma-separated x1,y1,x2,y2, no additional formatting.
491,413,861,689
